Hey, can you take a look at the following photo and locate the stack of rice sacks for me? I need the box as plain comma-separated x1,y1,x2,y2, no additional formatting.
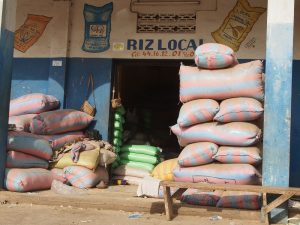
5,93,94,192
171,43,264,210
111,105,126,169
112,144,161,185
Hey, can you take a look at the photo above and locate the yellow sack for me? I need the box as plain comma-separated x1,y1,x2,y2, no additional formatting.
54,149,100,171
152,158,178,181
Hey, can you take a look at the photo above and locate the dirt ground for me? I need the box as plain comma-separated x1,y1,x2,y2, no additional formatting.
0,203,267,225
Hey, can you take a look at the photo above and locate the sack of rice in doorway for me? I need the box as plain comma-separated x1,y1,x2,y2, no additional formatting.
214,97,264,123
113,165,151,178
177,99,220,127
179,60,264,103
194,43,238,69
178,142,218,167
171,122,262,147
213,146,261,165
152,158,178,181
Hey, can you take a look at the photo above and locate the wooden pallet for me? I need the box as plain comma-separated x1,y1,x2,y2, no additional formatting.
161,181,300,224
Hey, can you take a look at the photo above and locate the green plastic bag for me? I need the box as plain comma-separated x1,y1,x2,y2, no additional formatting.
116,106,126,115
120,152,158,165
113,130,123,139
121,145,161,156
113,138,122,147
114,146,121,153
111,161,120,169
114,113,125,123
120,159,155,172
114,121,123,130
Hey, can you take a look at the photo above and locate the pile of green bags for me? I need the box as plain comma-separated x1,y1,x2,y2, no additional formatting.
111,106,126,168
118,144,162,172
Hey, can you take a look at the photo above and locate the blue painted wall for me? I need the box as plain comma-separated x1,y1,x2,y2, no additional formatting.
11,57,112,141
12,58,50,98
10,57,300,186
65,58,112,141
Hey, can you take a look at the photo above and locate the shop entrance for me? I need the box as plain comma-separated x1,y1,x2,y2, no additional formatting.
111,60,191,159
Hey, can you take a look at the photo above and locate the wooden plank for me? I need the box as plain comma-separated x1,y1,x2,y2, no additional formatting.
171,188,187,200
161,181,300,195
0,0,16,188
261,193,269,225
262,192,295,215
163,186,174,220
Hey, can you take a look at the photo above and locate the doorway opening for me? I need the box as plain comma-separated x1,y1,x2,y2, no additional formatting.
111,59,192,159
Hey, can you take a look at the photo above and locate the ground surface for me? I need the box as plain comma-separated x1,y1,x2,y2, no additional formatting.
0,203,263,225
1,185,299,225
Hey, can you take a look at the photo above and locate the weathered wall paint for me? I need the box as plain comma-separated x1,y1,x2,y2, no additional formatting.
13,0,270,59
263,0,295,222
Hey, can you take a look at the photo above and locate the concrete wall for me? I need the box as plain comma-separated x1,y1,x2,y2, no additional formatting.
10,0,300,185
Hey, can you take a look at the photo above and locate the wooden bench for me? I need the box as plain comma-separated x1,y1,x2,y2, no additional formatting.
161,181,300,224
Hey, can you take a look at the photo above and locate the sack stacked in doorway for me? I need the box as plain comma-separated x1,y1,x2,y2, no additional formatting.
112,144,162,185
170,43,264,209
5,93,91,192
111,106,126,169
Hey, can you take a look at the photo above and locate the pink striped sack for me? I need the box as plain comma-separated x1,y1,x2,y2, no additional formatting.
179,60,264,103
181,189,223,206
177,99,219,127
4,168,53,192
213,146,261,165
214,98,264,122
30,109,94,135
41,131,85,150
216,191,262,210
9,114,37,132
8,131,53,160
9,93,60,116
178,142,218,167
194,43,238,69
173,163,261,185
6,151,49,169
171,122,262,147
51,168,67,183
64,166,108,189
